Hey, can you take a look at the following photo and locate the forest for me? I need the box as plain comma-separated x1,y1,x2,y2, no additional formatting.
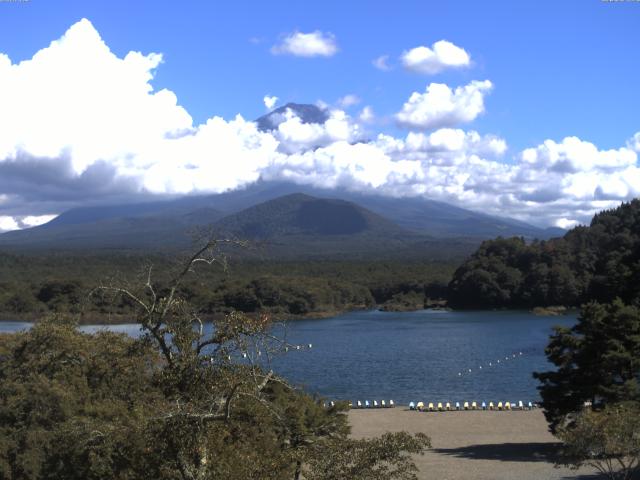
448,200,640,309
0,254,456,322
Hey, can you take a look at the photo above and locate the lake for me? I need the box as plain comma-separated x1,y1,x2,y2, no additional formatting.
0,309,575,405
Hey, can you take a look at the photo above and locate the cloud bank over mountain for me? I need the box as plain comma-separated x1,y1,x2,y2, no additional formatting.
0,19,638,232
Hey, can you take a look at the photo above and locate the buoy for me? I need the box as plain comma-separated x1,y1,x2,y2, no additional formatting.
468,368,472,373
458,372,462,376
479,366,482,369
489,362,492,366
308,344,313,348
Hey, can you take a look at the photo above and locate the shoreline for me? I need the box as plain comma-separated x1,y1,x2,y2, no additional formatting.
0,303,575,325
348,408,599,480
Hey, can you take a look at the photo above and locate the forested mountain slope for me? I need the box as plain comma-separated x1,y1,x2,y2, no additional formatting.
448,200,640,308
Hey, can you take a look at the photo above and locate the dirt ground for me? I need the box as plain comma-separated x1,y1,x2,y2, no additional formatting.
348,408,602,480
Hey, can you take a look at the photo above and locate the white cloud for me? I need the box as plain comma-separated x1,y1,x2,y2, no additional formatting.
555,218,580,229
271,30,338,57
401,40,470,75
263,95,278,110
396,80,493,130
0,216,20,232
337,94,360,108
628,132,640,152
20,215,58,227
0,19,638,232
359,106,374,123
270,107,364,154
372,54,391,71
521,136,636,174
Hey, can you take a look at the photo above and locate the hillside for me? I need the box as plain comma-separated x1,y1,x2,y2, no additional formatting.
0,182,562,254
448,199,640,308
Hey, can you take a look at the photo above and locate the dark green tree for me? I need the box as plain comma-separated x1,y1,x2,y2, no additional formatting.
534,299,640,432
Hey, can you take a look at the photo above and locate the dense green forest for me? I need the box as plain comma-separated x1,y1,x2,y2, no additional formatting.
0,253,455,322
0,244,430,480
448,200,640,309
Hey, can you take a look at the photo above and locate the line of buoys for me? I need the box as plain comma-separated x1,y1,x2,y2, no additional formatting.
409,400,536,411
457,352,524,377
351,399,395,409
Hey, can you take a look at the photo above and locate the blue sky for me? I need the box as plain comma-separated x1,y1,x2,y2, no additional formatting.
0,0,639,230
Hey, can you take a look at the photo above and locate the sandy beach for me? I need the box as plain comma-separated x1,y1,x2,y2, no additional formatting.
348,408,601,480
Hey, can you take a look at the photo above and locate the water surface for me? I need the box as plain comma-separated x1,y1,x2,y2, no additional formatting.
1,309,575,404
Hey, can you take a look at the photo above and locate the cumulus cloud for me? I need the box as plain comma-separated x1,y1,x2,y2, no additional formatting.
337,94,360,108
0,216,20,232
359,106,374,123
396,80,493,130
0,214,56,233
263,95,278,110
0,19,638,232
269,107,365,154
271,30,338,57
372,54,391,71
401,40,470,75
628,132,640,152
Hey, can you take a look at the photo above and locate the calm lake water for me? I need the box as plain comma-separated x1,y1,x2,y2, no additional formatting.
1,309,575,405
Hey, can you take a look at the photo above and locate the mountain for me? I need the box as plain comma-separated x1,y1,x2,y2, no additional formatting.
0,203,225,250
0,182,564,254
256,103,329,132
215,193,401,238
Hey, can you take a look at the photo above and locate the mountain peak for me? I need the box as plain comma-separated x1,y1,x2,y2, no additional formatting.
256,103,329,132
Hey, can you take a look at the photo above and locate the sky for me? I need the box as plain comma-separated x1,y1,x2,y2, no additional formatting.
0,0,638,232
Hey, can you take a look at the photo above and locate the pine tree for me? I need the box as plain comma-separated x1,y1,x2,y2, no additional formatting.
534,299,640,432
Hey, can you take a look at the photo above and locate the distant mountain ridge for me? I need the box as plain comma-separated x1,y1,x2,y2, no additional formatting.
0,182,564,255
256,103,329,132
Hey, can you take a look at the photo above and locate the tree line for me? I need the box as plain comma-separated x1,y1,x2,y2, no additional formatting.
0,255,455,321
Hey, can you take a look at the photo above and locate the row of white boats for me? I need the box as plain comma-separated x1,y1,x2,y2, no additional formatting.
325,400,539,410
409,400,537,411
349,400,396,408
